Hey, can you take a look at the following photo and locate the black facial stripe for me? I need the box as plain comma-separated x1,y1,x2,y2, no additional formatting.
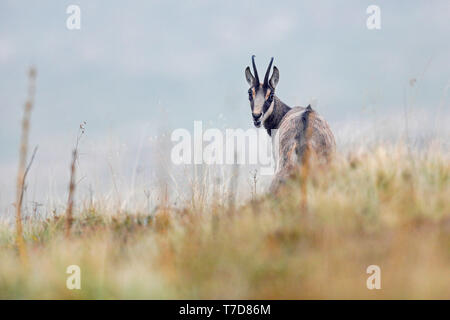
262,91,274,113
262,100,270,113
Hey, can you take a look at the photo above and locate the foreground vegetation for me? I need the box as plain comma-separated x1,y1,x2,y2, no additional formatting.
0,146,449,299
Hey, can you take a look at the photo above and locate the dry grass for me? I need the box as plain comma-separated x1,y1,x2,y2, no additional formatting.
1,145,449,299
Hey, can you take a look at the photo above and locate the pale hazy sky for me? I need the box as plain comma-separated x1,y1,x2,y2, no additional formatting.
0,1,449,214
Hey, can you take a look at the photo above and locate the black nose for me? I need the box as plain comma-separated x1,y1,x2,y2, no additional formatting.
252,113,262,121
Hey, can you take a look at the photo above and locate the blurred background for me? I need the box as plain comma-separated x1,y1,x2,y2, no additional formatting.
1,0,449,218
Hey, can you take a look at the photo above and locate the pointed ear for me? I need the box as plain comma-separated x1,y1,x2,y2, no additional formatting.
245,67,255,86
270,66,279,88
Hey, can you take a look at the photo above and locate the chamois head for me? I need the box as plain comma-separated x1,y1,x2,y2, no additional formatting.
245,55,279,128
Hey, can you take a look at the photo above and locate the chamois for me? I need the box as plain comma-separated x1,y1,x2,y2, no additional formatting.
245,56,336,192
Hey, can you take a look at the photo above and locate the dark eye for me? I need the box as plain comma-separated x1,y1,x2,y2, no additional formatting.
248,90,253,101
268,92,274,102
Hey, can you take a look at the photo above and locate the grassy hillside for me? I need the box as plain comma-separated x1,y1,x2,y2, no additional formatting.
0,145,449,299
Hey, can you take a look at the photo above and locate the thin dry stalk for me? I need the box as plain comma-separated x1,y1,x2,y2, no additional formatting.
18,146,38,211
65,122,85,237
107,159,122,211
65,149,77,237
15,67,37,265
144,189,151,215
249,169,258,200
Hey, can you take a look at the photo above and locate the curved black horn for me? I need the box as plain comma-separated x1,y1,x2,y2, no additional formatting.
252,55,260,84
264,57,274,86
